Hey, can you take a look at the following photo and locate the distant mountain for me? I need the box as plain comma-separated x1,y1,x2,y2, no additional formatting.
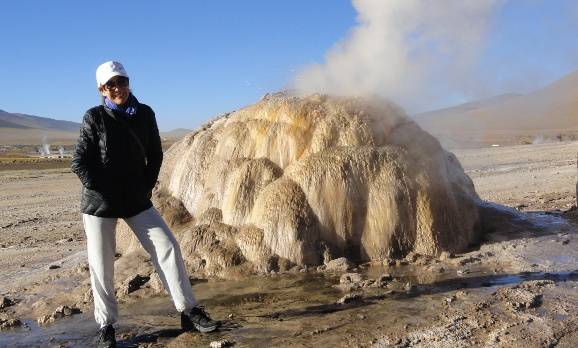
160,128,192,139
415,93,522,121
0,110,80,144
413,70,578,146
0,109,194,145
0,118,31,129
0,110,80,132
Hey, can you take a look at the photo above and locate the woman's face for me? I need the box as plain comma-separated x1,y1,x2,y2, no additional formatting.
99,76,130,105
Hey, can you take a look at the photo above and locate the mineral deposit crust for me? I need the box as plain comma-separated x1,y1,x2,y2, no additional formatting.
117,93,480,278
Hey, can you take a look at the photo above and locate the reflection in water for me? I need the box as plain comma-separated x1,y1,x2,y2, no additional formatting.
3,265,577,347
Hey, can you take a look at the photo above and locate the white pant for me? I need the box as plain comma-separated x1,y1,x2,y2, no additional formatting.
83,207,196,327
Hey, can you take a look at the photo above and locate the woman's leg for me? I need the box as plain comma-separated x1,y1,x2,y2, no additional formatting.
83,214,119,328
124,207,196,312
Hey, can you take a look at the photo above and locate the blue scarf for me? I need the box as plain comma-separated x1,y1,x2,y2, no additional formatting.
104,93,139,117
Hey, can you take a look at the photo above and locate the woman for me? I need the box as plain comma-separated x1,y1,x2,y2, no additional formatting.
71,61,219,348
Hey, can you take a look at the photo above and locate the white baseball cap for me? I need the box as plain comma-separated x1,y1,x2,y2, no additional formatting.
96,61,129,87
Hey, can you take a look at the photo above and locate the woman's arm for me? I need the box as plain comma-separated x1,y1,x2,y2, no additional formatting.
145,108,163,190
71,112,104,190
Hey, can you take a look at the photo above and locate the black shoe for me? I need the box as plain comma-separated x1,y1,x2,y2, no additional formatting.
181,306,220,333
96,325,116,348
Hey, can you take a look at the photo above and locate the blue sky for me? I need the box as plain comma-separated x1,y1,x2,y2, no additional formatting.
1,1,578,131
478,0,578,97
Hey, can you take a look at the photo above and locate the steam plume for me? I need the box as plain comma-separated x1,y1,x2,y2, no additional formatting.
39,135,50,156
292,0,501,113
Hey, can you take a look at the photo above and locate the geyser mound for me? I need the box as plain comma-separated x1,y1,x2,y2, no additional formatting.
118,93,480,278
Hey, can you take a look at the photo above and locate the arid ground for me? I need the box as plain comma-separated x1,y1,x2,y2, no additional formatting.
1,141,578,347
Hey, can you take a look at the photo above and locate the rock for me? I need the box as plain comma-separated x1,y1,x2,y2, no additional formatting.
48,265,60,270
119,274,150,295
439,251,454,260
57,306,78,320
311,327,330,335
82,287,93,304
361,279,376,288
178,223,246,277
404,252,432,265
456,290,468,298
0,296,16,309
518,280,555,289
383,258,396,266
147,272,166,294
337,283,358,292
405,252,419,263
115,94,482,278
56,306,74,316
457,256,481,266
496,287,543,311
338,273,391,291
376,274,392,287
377,273,393,282
154,190,194,228
340,273,362,284
56,306,82,316
415,256,432,266
444,295,457,304
0,317,21,330
209,339,234,348
457,268,470,276
76,263,89,274
405,282,418,296
37,305,81,325
325,258,354,272
37,315,52,325
337,293,362,304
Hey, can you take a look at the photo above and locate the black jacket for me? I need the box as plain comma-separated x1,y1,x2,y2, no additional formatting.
71,102,163,218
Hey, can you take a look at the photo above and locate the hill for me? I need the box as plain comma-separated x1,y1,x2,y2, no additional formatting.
0,109,192,145
0,110,80,132
160,128,191,139
0,118,31,129
413,70,578,147
0,110,80,145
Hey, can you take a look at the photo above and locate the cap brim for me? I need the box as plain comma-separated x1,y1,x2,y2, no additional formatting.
98,72,129,86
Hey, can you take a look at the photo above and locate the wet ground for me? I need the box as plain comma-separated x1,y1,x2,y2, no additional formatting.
3,208,578,348
3,261,565,347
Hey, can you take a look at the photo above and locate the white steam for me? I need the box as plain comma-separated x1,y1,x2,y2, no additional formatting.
39,135,50,156
292,0,501,113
